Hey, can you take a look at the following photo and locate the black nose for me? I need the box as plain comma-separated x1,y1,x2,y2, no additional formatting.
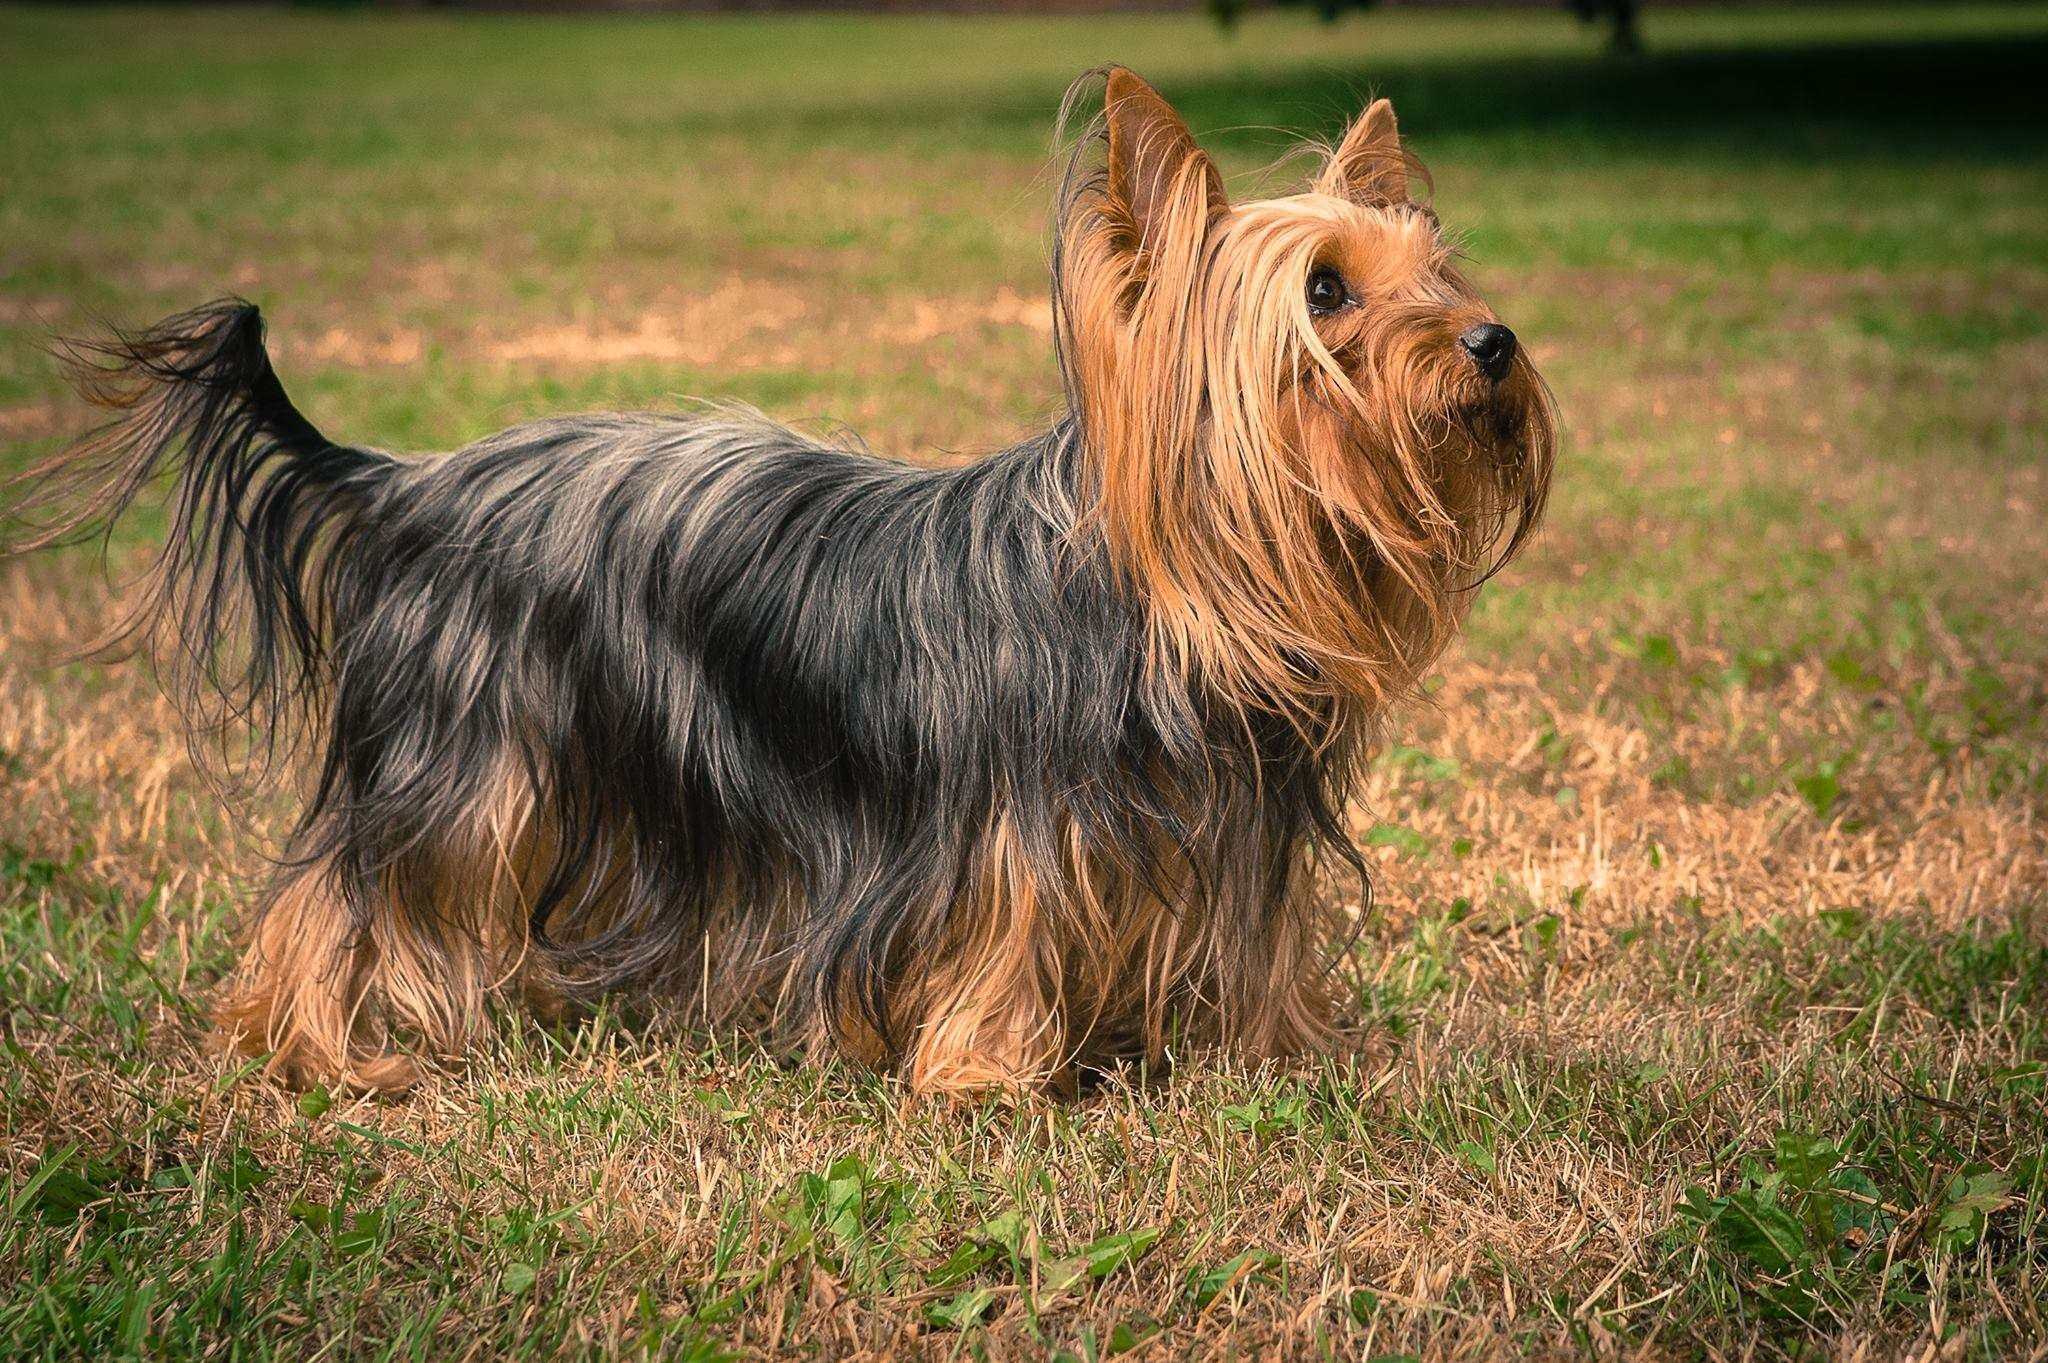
1459,322,1516,381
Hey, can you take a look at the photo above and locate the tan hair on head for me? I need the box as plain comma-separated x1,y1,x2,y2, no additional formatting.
1055,68,1553,741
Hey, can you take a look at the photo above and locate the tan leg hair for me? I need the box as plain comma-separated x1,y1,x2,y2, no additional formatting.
1236,893,1336,1061
1120,853,1334,1068
216,860,421,1092
219,777,1333,1095
903,818,1070,1095
217,767,541,1092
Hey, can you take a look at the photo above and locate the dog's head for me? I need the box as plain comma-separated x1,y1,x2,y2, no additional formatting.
1057,68,1555,724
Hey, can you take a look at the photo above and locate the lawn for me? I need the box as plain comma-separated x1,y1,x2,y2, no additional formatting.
2,2,2045,1358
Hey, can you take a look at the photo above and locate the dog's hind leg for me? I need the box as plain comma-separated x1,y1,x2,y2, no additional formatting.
217,772,543,1092
216,857,423,1092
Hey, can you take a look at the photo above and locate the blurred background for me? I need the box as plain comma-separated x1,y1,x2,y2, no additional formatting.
1,2,2044,1357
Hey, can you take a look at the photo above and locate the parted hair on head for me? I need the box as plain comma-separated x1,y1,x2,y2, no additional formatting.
4,67,1553,1097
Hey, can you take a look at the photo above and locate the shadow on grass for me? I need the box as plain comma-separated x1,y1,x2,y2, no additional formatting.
1175,32,2048,158
822,31,2048,164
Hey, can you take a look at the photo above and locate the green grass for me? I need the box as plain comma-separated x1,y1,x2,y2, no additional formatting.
2,3,2045,1358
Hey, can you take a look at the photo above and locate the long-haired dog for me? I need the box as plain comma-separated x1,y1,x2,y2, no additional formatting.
5,70,1553,1095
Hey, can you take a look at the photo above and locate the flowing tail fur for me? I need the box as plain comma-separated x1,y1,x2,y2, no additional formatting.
9,300,388,762
5,300,412,1084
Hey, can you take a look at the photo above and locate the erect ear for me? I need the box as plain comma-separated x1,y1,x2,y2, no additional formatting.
1103,67,1227,257
1317,97,1408,204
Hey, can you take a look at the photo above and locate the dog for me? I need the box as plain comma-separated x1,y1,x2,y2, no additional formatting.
4,68,1553,1095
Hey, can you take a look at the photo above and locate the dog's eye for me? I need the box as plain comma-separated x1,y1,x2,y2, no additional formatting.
1305,267,1349,315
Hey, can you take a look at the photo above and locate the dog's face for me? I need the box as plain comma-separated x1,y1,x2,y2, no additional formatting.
1218,115,1551,577
1058,69,1554,717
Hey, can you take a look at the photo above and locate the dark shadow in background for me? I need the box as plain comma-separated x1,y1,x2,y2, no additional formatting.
775,30,2048,164
1175,32,2048,158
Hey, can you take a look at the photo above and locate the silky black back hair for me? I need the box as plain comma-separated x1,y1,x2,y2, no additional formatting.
6,300,1363,1067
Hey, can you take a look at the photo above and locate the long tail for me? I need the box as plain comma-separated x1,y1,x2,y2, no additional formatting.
4,299,393,777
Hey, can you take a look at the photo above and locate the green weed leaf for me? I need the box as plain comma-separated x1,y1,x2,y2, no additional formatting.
1935,1167,2011,1251
1187,1249,1281,1306
1364,823,1431,857
1456,1140,1498,1176
1043,1227,1160,1293
924,1285,1001,1330
1794,761,1844,818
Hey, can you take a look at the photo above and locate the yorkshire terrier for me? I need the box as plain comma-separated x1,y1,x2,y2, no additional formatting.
6,69,1553,1095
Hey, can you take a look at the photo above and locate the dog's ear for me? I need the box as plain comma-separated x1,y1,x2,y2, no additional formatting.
1318,98,1408,204
1103,68,1227,257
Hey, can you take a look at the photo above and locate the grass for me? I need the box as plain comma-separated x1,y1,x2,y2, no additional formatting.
2,2,2045,1357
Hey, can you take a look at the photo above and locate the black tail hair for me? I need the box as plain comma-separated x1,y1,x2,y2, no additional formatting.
3,300,392,778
